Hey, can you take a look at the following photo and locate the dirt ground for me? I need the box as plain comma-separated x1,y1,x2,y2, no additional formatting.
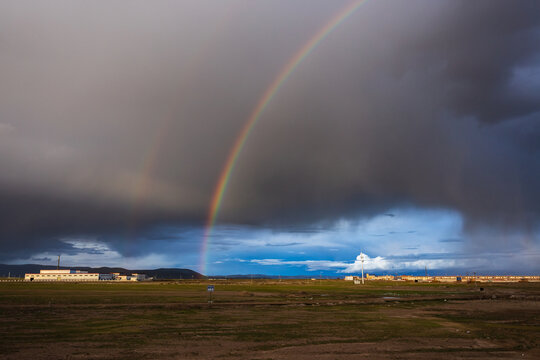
0,280,538,359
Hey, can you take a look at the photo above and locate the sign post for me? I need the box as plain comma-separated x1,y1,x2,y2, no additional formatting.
207,285,214,304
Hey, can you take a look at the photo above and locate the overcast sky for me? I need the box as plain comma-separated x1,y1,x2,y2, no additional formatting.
1,1,539,275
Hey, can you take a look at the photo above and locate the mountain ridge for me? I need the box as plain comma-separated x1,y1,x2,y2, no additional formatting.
0,264,204,279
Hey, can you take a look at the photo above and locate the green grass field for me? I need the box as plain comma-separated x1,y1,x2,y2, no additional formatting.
0,280,538,359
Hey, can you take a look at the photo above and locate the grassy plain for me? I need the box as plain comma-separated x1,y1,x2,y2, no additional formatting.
0,280,538,359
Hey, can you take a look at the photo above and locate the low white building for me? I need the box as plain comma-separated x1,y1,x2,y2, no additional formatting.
113,273,151,281
25,269,111,282
25,269,152,282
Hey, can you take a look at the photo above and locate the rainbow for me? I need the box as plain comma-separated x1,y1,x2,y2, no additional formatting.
200,0,367,274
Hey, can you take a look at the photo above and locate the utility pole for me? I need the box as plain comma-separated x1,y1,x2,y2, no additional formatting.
57,255,60,270
360,252,365,285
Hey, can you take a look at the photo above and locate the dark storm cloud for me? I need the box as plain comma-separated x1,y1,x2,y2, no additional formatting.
0,0,539,259
226,0,540,228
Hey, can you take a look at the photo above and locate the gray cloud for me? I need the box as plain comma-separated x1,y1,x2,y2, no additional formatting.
266,242,303,247
0,0,539,259
439,238,464,243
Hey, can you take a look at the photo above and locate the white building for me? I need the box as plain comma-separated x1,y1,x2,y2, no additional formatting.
24,269,151,282
25,269,112,282
113,273,151,281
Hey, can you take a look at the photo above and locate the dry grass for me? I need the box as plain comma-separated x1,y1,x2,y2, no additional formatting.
0,280,538,359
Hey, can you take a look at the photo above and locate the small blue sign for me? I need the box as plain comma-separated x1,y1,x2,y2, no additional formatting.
207,285,214,292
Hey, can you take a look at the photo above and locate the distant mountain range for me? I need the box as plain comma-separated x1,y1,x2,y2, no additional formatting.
4,264,509,280
210,274,343,279
0,264,204,279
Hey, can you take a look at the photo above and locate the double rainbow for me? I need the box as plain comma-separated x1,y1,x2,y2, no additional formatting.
200,0,367,274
